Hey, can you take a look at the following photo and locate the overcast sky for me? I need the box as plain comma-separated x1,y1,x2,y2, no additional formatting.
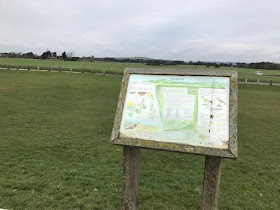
0,0,280,62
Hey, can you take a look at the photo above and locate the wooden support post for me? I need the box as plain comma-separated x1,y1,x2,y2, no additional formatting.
201,156,222,210
122,146,140,210
37,66,40,71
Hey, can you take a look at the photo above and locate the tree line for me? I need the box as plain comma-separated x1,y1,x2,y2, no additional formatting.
0,51,80,61
235,62,280,70
1,51,280,70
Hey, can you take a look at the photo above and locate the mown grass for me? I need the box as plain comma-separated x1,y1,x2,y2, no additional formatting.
1,57,280,83
0,70,279,209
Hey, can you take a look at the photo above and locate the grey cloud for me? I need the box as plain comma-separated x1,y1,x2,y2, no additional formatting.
0,0,280,62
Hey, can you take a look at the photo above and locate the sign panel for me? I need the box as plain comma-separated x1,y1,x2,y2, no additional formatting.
120,74,229,149
111,68,238,158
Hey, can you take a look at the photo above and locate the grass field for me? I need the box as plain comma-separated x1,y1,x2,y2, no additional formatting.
1,57,280,83
0,70,280,209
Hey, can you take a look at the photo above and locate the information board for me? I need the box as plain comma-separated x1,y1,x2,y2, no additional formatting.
111,68,238,158
120,74,229,149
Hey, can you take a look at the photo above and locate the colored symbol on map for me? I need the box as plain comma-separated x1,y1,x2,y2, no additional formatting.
125,124,137,130
199,134,209,140
148,92,154,99
216,97,226,105
201,96,212,104
138,92,147,96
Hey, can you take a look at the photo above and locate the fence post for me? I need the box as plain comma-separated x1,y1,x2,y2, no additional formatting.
28,66,30,71
49,67,51,72
257,79,260,84
103,70,105,75
245,78,247,83
37,66,40,71
17,66,19,70
70,67,72,72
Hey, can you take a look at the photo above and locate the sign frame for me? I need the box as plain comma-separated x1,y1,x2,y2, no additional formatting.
111,68,238,159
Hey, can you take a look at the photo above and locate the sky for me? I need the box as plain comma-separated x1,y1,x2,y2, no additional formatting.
0,0,280,62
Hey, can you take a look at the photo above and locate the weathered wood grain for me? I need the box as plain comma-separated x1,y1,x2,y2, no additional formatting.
122,146,140,210
201,156,222,210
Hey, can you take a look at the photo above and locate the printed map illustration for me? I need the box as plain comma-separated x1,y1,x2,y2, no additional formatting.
120,74,230,149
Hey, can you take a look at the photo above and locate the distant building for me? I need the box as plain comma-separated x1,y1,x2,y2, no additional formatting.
253,71,263,75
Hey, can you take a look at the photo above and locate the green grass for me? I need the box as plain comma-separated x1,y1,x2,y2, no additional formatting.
1,57,280,83
0,70,280,209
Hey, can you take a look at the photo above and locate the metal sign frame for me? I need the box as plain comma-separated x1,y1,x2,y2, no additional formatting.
111,68,238,158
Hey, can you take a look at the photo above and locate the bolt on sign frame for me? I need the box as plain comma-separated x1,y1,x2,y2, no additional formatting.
111,68,237,158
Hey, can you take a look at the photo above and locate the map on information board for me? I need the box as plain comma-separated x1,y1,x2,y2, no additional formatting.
119,74,230,149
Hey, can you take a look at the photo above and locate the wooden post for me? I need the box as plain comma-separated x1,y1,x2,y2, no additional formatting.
122,146,140,210
201,156,222,210
17,66,19,70
70,67,72,72
245,78,247,83
37,66,40,71
103,70,105,75
257,79,260,84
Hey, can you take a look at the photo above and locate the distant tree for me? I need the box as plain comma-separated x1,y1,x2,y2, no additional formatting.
214,63,220,68
8,52,17,58
23,52,35,59
70,57,79,61
62,52,67,61
52,52,57,58
41,51,51,59
66,51,74,60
